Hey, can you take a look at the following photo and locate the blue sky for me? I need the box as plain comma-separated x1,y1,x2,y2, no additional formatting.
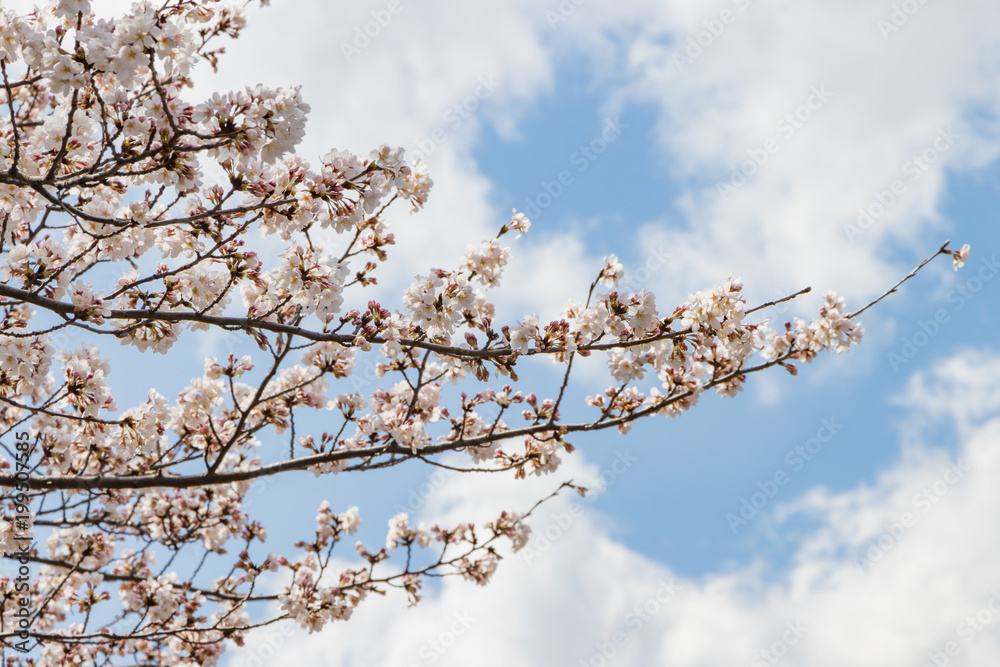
74,0,1000,664
415,18,1000,581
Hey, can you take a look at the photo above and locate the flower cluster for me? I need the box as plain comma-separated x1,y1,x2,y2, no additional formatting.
0,0,965,663
760,291,864,365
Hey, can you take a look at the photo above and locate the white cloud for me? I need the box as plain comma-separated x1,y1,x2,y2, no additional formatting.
10,1,998,663
226,347,1000,667
23,0,996,327
50,2,998,662
895,347,1000,419
195,0,582,315
73,0,997,340
192,4,1000,660
587,0,1000,303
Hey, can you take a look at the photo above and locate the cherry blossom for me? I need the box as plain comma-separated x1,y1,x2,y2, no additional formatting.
0,0,968,663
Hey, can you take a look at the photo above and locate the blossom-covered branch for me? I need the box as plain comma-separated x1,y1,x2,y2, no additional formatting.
0,0,970,664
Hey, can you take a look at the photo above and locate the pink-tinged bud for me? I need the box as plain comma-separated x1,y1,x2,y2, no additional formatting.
475,364,490,382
